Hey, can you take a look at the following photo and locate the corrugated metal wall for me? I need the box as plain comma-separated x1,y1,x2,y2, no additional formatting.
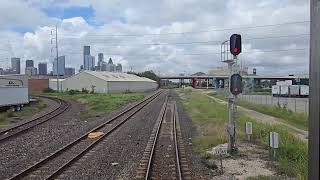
61,72,158,93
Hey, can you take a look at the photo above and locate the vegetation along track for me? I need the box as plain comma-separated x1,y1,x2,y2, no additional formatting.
135,95,192,180
0,96,70,142
8,90,164,180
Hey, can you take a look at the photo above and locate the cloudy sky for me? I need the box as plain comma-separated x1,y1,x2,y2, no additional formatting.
0,0,310,76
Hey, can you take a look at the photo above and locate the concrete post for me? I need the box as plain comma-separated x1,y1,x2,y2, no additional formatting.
309,0,320,179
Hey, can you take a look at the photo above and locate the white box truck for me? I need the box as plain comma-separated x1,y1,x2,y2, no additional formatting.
300,85,309,97
0,77,29,111
272,85,281,96
280,85,289,97
289,85,300,96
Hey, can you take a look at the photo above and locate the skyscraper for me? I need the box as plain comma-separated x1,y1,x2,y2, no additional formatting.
98,53,104,64
38,63,47,75
106,58,115,72
83,46,90,70
84,55,95,70
65,67,75,77
53,56,66,76
11,57,20,74
25,67,37,76
116,64,122,72
26,60,34,68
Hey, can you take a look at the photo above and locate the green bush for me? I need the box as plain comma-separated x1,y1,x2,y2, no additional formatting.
81,88,89,94
42,88,55,93
67,89,80,95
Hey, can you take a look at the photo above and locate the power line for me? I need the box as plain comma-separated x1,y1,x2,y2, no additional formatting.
59,48,308,58
76,33,310,46
60,20,310,37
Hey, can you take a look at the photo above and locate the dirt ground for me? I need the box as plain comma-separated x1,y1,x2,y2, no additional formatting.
208,142,277,180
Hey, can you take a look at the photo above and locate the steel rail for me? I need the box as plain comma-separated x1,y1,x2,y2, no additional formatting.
173,102,183,180
9,90,164,180
144,97,168,180
0,96,70,142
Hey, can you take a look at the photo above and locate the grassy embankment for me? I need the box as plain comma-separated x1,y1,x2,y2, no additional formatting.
0,100,47,128
44,92,148,119
176,89,307,179
208,92,308,131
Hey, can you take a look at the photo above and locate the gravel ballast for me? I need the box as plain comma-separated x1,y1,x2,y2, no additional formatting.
0,97,143,179
56,92,168,180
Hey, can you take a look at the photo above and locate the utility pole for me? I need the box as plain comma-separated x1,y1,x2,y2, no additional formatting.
55,25,59,92
309,0,319,179
51,25,59,92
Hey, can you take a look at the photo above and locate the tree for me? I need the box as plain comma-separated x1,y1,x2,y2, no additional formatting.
128,70,159,82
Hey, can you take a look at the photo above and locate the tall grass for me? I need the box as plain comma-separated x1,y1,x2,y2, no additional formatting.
0,100,47,127
177,90,307,179
44,92,147,119
209,92,308,131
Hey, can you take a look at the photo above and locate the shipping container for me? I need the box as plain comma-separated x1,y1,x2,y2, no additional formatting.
300,85,309,97
272,85,280,96
285,80,293,85
289,85,300,96
280,85,289,96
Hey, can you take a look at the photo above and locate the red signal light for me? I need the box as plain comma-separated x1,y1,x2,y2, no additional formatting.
233,48,238,53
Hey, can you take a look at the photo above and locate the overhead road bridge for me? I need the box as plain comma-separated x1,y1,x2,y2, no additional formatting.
159,75,308,80
159,75,309,88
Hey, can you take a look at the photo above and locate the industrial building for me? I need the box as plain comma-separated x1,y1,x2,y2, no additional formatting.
58,71,158,93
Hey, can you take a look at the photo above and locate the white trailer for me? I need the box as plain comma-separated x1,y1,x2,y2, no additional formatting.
289,85,300,96
300,85,309,97
272,85,281,96
0,87,29,110
280,85,289,97
0,77,29,111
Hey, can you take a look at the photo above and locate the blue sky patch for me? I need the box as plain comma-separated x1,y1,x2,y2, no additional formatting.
43,5,100,25
11,26,34,34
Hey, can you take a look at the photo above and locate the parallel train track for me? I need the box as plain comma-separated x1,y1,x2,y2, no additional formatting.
8,90,164,180
0,96,70,143
135,95,192,180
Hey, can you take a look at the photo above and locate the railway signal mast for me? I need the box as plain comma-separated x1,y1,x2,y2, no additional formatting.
221,34,243,154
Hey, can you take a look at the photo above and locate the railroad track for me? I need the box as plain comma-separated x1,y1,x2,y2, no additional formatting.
135,96,192,180
0,96,70,143
8,90,165,180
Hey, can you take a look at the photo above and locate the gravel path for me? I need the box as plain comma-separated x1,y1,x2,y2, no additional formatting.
202,92,308,142
0,98,140,179
55,92,168,180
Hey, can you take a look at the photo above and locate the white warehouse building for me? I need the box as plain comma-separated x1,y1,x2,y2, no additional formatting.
60,71,158,93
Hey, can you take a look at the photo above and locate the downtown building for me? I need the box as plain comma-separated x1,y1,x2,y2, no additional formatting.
83,46,95,70
25,60,38,76
38,63,47,75
53,56,66,76
11,57,21,74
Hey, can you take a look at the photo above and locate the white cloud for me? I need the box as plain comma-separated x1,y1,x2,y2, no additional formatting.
0,0,310,76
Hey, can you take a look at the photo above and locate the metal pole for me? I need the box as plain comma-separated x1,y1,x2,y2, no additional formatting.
55,25,59,92
309,0,320,179
294,98,297,112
